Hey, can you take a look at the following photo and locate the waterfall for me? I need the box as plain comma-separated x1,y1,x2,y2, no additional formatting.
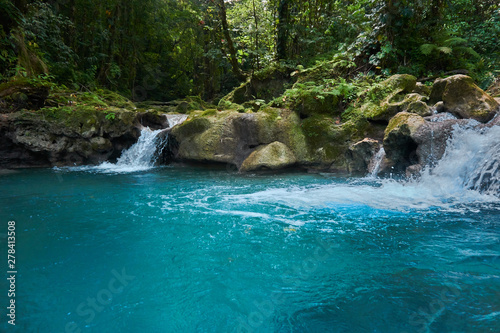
368,147,386,178
114,114,188,169
66,114,188,173
165,114,188,128
419,124,500,196
68,127,168,173
114,127,167,168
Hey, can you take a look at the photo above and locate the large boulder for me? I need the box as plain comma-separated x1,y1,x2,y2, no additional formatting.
170,108,309,169
412,82,431,97
383,110,483,174
429,75,499,123
170,107,372,172
240,141,296,172
413,114,479,168
383,112,426,169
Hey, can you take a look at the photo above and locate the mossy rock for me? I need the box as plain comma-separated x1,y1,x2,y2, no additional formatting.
174,96,212,114
383,112,426,167
95,89,136,109
294,58,345,84
362,75,418,121
378,93,430,119
168,104,375,172
293,92,340,117
170,116,212,140
383,74,417,92
0,78,50,112
413,82,432,97
384,112,426,138
436,75,498,123
240,141,297,172
299,114,358,166
242,100,266,112
406,100,431,117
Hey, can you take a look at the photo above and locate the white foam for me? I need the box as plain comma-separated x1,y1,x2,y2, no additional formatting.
65,127,167,174
224,125,500,213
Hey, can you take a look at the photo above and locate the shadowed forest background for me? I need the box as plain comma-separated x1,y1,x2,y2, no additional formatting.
1,0,499,102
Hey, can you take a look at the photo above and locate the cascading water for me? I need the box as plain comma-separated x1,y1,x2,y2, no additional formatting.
66,114,188,173
421,123,500,196
114,127,167,168
69,127,168,173
368,147,386,178
165,114,188,128
231,123,500,212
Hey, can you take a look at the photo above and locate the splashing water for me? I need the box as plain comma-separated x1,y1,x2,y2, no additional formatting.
115,127,167,166
69,127,168,173
424,124,500,196
228,124,500,212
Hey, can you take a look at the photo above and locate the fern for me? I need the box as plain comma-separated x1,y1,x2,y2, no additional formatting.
437,46,453,54
444,37,468,46
420,44,436,55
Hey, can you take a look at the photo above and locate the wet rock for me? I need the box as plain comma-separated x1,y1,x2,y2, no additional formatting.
412,119,476,167
433,101,445,113
0,108,160,168
425,112,457,123
383,112,426,170
346,138,380,174
170,107,366,172
412,82,431,97
405,96,432,117
429,75,499,123
170,109,308,168
240,141,296,172
136,112,168,130
406,164,422,178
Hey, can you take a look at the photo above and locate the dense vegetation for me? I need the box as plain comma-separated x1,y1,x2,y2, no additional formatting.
1,0,499,102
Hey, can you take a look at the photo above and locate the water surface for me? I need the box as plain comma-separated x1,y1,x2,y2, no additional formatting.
0,166,499,332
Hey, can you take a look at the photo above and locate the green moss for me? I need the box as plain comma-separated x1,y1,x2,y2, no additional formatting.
201,109,218,117
253,62,293,81
95,89,136,109
384,112,425,139
171,117,211,139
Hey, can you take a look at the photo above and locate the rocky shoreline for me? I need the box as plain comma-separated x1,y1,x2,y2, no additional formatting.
1,74,499,177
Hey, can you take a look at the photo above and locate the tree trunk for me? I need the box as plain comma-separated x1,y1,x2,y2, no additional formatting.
252,0,260,69
217,0,245,81
276,0,290,60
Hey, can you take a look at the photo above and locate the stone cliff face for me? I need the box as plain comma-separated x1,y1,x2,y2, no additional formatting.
0,109,171,168
0,110,140,168
0,82,168,168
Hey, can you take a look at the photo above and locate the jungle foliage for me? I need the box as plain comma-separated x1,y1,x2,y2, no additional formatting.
1,0,499,101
